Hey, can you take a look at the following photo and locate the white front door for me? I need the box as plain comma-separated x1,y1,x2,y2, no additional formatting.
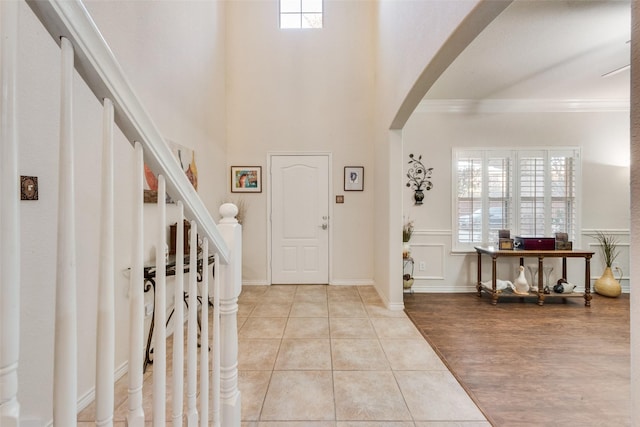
271,155,329,284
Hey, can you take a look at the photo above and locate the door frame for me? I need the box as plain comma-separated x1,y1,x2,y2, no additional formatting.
267,151,333,285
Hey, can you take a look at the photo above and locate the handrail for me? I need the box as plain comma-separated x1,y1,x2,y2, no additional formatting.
26,0,230,264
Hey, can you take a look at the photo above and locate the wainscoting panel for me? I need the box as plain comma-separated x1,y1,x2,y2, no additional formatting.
408,243,445,280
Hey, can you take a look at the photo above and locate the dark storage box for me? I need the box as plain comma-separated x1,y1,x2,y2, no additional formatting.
514,236,556,251
555,241,573,250
498,238,514,250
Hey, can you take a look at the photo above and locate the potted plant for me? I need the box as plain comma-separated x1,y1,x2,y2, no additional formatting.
593,231,622,297
403,218,414,258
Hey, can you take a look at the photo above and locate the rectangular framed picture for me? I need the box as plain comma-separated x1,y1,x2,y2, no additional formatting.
344,166,364,191
231,166,262,193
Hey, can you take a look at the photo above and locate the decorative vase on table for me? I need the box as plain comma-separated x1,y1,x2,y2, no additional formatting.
543,266,554,288
594,266,622,297
527,266,539,291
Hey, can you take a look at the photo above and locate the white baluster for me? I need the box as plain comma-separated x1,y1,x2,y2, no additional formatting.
96,98,115,427
154,175,167,427
54,36,78,426
172,202,185,427
200,239,210,427
212,253,221,427
0,1,21,424
127,142,145,426
186,221,199,426
217,203,242,427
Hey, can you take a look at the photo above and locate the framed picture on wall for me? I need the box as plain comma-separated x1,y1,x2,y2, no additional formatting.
231,166,262,193
344,166,364,191
144,140,197,203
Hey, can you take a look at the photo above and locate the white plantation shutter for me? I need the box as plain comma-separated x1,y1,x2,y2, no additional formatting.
454,150,512,246
549,152,577,238
518,153,546,237
453,148,580,251
487,156,512,243
456,153,483,243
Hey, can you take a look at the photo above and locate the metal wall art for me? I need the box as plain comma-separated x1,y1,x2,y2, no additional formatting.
406,153,433,205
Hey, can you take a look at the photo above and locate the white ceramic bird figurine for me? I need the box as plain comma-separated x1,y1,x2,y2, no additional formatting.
513,265,529,295
553,278,576,294
480,279,514,292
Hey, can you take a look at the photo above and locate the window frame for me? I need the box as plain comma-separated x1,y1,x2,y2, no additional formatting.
452,147,581,252
279,0,323,29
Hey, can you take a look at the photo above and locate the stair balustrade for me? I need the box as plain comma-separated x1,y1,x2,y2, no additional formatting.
0,1,241,425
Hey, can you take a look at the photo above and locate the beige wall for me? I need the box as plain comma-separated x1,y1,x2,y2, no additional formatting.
225,0,376,285
85,0,229,212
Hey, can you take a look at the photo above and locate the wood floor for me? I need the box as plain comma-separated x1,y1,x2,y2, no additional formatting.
404,292,630,427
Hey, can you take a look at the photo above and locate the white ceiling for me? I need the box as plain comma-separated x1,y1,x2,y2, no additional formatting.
425,0,631,101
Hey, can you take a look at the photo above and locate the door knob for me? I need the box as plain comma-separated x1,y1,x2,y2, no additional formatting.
321,223,328,230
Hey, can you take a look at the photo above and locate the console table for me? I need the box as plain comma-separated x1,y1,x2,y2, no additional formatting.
474,246,594,306
143,253,215,372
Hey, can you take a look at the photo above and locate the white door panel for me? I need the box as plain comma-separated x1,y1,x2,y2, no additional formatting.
271,155,329,284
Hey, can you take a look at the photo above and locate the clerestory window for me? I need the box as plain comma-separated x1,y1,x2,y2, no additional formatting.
453,147,581,251
280,0,323,29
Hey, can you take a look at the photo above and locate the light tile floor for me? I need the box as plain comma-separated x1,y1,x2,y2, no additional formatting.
78,284,489,426
238,285,489,426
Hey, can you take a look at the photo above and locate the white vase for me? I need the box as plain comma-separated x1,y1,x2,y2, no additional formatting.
527,266,538,290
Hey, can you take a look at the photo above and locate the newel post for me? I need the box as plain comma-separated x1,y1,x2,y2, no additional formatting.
217,203,242,427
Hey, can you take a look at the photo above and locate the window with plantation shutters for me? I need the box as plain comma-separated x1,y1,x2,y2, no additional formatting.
453,148,580,251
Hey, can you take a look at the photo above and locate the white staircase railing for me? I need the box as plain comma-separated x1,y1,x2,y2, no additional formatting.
0,0,241,425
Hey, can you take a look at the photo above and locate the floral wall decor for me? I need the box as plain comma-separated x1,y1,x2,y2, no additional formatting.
406,153,433,205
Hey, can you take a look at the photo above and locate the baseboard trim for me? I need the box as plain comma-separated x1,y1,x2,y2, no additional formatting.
242,280,269,286
409,284,478,293
76,361,129,414
243,279,375,286
329,279,375,286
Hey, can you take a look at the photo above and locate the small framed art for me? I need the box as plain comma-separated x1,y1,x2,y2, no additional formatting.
344,166,364,191
231,166,262,193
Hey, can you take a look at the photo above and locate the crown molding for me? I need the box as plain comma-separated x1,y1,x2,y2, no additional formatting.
416,98,630,114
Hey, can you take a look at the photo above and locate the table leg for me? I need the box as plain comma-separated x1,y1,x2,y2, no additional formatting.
491,255,498,305
476,252,482,297
562,257,567,280
585,256,592,307
537,257,545,306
